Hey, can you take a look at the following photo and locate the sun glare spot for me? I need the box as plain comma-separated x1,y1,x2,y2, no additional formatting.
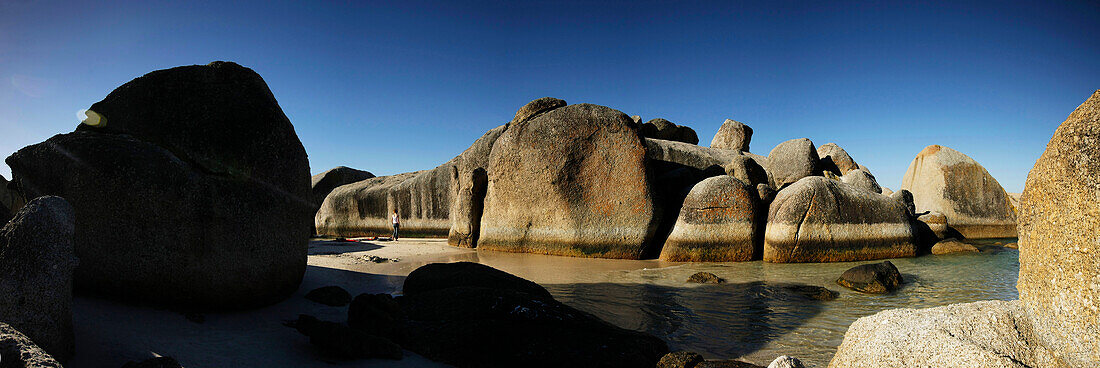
79,109,105,127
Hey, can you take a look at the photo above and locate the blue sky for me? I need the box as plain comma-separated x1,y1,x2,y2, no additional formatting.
1,0,1097,192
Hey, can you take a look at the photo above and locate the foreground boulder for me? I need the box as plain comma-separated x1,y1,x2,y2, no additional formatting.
0,322,63,368
1017,89,1100,365
394,262,669,367
836,261,902,294
478,104,659,259
5,62,310,308
766,138,820,190
710,119,752,151
641,118,699,145
287,314,403,360
311,166,374,207
0,196,77,361
829,300,1058,367
900,145,1016,238
660,176,760,262
764,177,917,263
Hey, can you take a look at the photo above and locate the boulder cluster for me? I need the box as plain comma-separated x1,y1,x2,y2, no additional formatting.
315,97,1015,262
829,90,1100,367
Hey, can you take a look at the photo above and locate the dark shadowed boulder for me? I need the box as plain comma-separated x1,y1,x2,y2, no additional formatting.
304,286,352,307
395,263,669,368
756,183,776,205
900,145,1016,238
817,143,859,174
782,285,839,301
836,261,902,294
658,351,704,368
1017,89,1100,365
723,154,769,188
840,170,881,194
766,138,820,190
478,103,659,259
710,119,753,151
917,211,948,239
0,196,76,362
5,62,310,309
641,118,699,145
286,314,402,360
687,272,724,284
311,166,375,207
347,293,406,340
0,175,24,225
764,177,917,263
661,176,760,262
0,322,62,368
402,262,552,299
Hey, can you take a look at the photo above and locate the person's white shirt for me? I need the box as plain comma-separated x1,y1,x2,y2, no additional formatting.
392,213,399,225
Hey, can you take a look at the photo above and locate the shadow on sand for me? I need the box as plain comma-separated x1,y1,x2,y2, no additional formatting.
545,281,827,360
308,240,386,256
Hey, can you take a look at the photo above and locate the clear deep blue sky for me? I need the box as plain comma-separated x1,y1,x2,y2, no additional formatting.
2,0,1098,192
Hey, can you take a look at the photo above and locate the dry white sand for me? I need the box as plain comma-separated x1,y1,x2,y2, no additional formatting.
68,238,471,367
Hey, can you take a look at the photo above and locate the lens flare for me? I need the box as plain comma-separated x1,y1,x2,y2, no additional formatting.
78,109,105,127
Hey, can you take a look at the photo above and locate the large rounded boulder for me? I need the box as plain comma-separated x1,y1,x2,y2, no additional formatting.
478,103,658,259
5,62,311,308
709,119,753,151
1017,89,1100,365
900,145,1016,238
764,177,916,263
766,138,820,190
0,196,77,362
311,166,375,207
660,176,759,262
640,118,699,145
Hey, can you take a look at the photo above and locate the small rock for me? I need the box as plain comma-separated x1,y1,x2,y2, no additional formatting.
931,239,981,255
122,356,184,368
836,261,903,294
1004,242,1018,249
658,351,704,368
767,355,805,368
687,272,724,284
305,286,352,306
783,285,838,301
285,314,402,360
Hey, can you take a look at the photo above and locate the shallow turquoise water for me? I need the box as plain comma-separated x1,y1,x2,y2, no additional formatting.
540,239,1020,367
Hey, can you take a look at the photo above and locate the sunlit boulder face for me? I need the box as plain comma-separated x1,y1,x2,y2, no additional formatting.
1017,89,1100,366
817,142,860,175
478,103,659,259
766,138,820,190
709,119,753,151
6,62,311,308
900,145,1016,239
660,176,760,262
640,118,699,145
764,177,916,263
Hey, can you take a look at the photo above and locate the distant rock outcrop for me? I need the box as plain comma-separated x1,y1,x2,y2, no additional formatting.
1017,89,1100,366
477,103,659,259
0,196,77,362
311,166,375,207
641,118,700,145
766,138,820,190
764,177,917,263
660,176,760,262
817,143,859,174
710,119,753,151
5,62,310,309
900,145,1016,238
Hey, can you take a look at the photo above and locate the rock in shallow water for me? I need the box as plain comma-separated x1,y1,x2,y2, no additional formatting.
660,176,759,262
836,261,902,294
764,177,917,263
930,238,980,255
768,355,806,368
687,272,724,284
0,196,77,362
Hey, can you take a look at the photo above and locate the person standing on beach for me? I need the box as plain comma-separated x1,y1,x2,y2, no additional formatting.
391,209,400,241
